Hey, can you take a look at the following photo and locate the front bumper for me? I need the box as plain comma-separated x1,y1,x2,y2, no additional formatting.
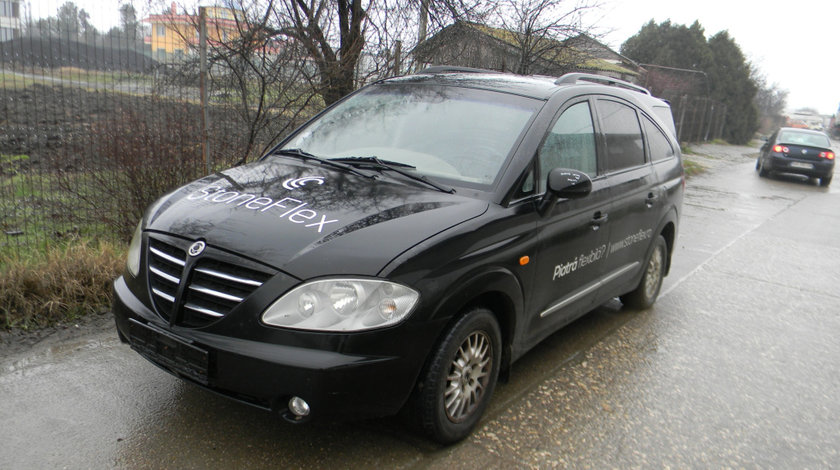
766,154,834,178
112,276,436,421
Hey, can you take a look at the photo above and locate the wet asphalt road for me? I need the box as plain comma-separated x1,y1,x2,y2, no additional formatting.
2,142,839,469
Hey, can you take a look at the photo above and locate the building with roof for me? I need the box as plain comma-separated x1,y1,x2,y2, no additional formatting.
414,21,643,83
144,2,243,60
0,0,21,42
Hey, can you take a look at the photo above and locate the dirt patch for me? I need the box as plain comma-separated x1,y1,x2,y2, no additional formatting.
0,308,116,357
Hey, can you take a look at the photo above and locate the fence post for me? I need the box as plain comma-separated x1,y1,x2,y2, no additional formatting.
394,40,402,76
677,95,687,142
199,6,211,174
704,103,715,142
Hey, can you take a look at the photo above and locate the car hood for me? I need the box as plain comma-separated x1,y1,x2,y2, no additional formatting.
145,157,488,279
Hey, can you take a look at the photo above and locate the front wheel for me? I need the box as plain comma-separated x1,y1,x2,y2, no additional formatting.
621,235,668,310
414,308,501,444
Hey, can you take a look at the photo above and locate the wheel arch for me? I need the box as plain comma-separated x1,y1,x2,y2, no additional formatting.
656,208,678,276
426,267,524,379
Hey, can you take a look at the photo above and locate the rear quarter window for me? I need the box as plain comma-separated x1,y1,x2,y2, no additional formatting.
642,116,675,162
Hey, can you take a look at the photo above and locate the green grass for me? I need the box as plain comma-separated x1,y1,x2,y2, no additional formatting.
682,157,705,178
1,169,120,257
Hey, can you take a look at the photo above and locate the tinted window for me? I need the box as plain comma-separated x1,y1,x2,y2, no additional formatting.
598,99,645,171
643,116,675,161
538,102,597,182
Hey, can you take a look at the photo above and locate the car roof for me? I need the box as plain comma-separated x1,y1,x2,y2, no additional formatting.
777,127,829,137
383,68,665,104
383,71,560,99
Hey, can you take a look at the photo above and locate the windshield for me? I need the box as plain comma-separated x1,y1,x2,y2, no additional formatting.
778,130,831,148
282,84,541,188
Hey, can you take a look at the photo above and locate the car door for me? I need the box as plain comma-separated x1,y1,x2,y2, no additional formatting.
526,99,612,341
594,98,659,294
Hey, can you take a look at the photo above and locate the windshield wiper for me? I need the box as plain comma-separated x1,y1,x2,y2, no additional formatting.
270,148,376,179
330,156,455,194
330,156,416,169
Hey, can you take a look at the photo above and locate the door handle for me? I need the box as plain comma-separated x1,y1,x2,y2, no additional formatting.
591,211,608,230
645,192,659,207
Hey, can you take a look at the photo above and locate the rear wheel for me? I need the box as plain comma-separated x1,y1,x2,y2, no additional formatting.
757,158,769,177
621,235,668,310
415,308,501,444
820,175,832,187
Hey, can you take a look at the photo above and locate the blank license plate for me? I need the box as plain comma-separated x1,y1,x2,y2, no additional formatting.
790,162,813,169
129,319,209,384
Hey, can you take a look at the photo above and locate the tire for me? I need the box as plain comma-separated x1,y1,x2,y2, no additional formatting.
621,235,668,310
820,175,832,187
757,158,769,177
415,308,501,444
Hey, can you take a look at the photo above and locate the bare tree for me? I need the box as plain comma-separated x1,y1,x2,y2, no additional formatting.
494,0,599,75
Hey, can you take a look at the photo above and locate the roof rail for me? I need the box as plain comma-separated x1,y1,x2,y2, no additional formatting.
419,66,497,74
555,73,651,95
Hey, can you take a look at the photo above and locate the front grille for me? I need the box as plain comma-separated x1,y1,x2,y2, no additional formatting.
148,238,187,322
147,236,275,327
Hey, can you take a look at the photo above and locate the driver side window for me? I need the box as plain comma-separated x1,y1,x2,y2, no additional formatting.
538,101,597,191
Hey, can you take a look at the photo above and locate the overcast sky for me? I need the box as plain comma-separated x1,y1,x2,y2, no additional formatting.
592,0,839,115
27,0,840,115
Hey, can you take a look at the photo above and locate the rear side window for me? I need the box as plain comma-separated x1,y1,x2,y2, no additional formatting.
598,99,645,172
642,116,675,161
538,101,598,180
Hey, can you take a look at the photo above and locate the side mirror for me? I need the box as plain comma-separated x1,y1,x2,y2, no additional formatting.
538,168,592,216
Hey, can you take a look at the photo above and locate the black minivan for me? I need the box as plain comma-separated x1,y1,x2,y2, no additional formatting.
112,69,684,443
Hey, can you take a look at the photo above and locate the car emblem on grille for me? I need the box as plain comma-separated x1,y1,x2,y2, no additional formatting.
188,241,206,257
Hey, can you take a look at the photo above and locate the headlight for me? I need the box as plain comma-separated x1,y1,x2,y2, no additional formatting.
262,279,420,332
126,222,143,277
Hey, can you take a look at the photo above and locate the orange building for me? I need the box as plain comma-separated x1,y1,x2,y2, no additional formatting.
144,2,243,59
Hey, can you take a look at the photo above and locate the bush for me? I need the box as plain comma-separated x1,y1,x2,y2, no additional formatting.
0,239,124,330
55,98,214,239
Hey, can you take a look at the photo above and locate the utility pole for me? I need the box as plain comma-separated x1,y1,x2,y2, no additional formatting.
199,6,210,174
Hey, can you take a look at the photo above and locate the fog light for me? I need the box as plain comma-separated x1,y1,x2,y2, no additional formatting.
288,396,310,417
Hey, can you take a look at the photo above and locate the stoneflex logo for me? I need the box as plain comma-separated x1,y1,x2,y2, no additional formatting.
186,178,338,233
282,176,325,190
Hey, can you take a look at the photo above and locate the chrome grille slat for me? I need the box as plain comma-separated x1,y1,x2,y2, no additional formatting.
152,288,175,303
183,303,225,318
149,246,186,266
149,266,180,284
194,267,264,287
188,285,245,302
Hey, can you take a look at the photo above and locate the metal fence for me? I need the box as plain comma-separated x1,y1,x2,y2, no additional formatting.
669,94,728,144
1,7,315,255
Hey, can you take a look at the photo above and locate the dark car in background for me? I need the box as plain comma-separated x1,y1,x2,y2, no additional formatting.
757,127,835,186
112,69,684,443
